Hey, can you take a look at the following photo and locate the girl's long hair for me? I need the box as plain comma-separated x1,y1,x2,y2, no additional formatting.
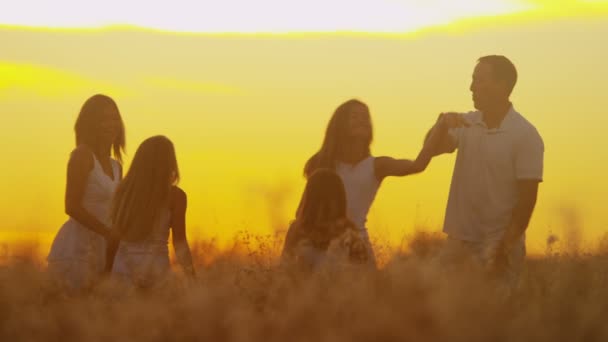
111,136,179,242
291,168,356,250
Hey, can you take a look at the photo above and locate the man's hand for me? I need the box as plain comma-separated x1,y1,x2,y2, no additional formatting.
437,112,471,129
485,233,520,277
487,243,509,276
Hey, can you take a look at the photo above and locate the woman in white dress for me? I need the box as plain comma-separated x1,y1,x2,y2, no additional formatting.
303,99,442,266
47,94,125,292
282,169,368,272
111,136,195,288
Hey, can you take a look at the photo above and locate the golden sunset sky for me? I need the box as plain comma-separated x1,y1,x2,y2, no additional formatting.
1,0,607,254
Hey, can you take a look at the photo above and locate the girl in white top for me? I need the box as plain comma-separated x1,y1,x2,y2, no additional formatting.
47,94,126,292
303,99,442,266
111,136,195,288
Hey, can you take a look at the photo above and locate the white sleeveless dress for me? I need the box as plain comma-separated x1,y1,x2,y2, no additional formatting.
112,210,172,288
47,155,120,290
335,156,380,265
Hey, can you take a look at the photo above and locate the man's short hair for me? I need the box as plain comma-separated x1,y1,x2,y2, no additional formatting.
478,55,518,95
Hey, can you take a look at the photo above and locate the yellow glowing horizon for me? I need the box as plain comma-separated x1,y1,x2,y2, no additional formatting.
2,0,608,255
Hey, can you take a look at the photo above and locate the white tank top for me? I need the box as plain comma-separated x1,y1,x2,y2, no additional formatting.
47,153,120,263
118,209,172,255
335,156,380,231
81,155,121,228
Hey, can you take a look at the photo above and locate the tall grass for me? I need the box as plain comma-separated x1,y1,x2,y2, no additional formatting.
1,231,608,341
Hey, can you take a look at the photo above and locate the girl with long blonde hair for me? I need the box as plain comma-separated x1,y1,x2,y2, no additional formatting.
111,136,194,287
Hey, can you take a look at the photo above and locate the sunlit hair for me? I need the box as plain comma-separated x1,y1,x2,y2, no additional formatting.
304,99,372,178
292,168,357,250
111,136,180,242
74,94,126,162
478,55,518,96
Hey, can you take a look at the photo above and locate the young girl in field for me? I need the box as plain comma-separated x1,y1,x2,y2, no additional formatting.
111,136,195,288
303,99,441,266
282,169,369,271
47,94,126,292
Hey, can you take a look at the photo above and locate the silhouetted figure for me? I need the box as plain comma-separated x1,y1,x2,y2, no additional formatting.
47,94,125,292
111,136,194,288
303,99,441,266
426,55,544,286
282,169,368,271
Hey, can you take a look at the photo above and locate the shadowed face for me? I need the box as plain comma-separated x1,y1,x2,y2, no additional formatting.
97,105,122,145
347,103,372,142
470,61,507,112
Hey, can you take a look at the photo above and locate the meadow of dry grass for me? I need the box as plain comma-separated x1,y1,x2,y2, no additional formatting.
1,231,608,342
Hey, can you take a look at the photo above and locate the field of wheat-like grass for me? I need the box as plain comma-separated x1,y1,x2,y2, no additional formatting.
1,231,608,341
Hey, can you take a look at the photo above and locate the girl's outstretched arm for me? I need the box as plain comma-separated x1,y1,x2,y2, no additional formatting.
374,118,444,180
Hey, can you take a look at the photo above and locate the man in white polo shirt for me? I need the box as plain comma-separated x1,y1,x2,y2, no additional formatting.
428,55,544,283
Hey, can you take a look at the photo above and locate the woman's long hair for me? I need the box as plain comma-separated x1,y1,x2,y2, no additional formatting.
291,168,355,250
74,94,126,162
111,136,179,242
303,99,372,178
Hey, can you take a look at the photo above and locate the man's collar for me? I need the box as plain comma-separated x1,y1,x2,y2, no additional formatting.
475,105,517,132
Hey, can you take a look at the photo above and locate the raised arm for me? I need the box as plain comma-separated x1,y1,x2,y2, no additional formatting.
170,186,195,278
424,112,470,157
374,112,468,181
374,151,433,180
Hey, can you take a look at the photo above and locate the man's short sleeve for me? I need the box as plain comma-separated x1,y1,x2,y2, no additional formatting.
515,127,544,181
